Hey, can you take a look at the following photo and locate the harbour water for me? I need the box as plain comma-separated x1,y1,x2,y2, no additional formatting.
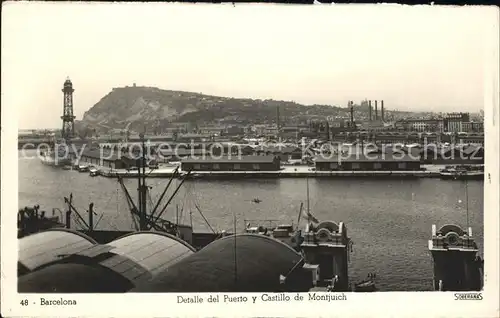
18,150,484,291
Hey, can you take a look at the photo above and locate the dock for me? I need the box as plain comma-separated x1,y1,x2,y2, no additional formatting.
94,165,442,179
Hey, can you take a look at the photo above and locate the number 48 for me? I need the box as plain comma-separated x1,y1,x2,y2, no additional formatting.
20,299,29,306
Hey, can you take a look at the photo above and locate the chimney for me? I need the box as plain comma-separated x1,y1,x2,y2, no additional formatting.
375,100,378,120
368,100,372,121
349,101,354,127
381,100,385,121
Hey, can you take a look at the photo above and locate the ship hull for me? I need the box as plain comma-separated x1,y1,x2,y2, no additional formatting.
440,172,484,180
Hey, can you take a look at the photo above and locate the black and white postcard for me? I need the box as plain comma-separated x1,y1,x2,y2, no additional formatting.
1,2,499,317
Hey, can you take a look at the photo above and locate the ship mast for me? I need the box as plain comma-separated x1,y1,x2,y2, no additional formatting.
306,176,310,215
465,178,469,231
138,132,148,230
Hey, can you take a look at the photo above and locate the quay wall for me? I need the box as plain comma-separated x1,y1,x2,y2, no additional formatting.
97,169,441,179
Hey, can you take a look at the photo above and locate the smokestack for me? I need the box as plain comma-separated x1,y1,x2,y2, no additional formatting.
381,100,385,121
368,100,372,121
349,101,354,127
375,100,378,120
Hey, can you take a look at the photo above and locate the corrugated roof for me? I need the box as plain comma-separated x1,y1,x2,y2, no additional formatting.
18,229,97,275
18,231,196,292
18,263,134,293
103,232,195,280
315,153,419,163
181,155,278,164
132,234,304,293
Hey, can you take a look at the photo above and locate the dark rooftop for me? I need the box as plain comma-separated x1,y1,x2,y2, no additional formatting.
181,155,278,164
18,263,133,293
314,153,420,163
18,231,196,293
132,234,304,293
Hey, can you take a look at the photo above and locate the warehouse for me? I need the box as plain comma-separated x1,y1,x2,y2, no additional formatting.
181,155,281,171
314,153,421,171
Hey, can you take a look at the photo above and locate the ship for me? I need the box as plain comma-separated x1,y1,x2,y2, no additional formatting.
89,166,100,176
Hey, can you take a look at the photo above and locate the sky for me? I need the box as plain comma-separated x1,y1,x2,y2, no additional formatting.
2,3,498,129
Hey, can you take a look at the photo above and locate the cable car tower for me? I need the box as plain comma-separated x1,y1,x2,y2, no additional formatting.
61,77,76,142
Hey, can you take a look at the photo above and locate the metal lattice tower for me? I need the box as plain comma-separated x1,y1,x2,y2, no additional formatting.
61,77,76,141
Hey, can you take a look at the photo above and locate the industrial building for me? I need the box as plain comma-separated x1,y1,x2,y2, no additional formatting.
76,149,136,169
314,153,421,171
181,155,281,171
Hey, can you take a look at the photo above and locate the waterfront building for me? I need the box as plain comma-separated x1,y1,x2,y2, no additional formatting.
77,149,136,169
157,148,208,162
314,153,421,171
181,155,281,171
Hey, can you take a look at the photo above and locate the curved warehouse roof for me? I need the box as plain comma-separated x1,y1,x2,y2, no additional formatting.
18,262,134,293
102,231,196,280
18,228,97,276
18,231,196,293
132,234,305,293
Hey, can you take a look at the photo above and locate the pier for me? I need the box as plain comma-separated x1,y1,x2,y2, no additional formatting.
90,165,445,179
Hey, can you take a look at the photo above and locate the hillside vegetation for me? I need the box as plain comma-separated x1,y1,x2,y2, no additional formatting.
78,85,416,133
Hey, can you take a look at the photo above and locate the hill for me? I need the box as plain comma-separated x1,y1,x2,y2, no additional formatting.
78,85,419,134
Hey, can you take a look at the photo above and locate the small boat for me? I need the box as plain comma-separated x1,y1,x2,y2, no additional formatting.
89,167,100,177
77,165,89,172
354,273,377,292
440,165,484,180
251,198,262,203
